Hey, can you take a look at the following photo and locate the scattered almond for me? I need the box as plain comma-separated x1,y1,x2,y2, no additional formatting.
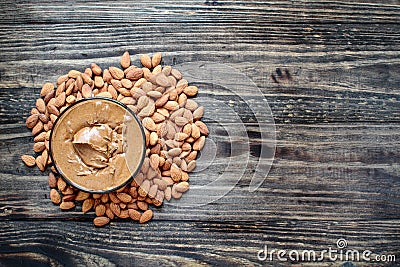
139,210,153,223
94,216,110,227
21,155,36,167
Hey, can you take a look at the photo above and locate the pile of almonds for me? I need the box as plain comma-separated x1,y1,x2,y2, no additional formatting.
21,52,208,226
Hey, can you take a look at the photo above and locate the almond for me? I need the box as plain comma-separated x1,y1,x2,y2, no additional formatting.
68,70,81,79
175,132,188,142
82,84,92,98
120,51,131,69
26,114,39,129
186,150,198,162
155,72,170,87
35,155,45,171
33,142,46,153
94,216,110,227
121,78,133,89
137,201,148,211
138,103,155,117
96,91,112,98
32,121,44,136
36,98,46,114
126,68,144,80
55,92,66,107
170,163,182,182
21,155,36,167
109,66,124,80
168,147,182,158
171,184,183,199
164,187,172,201
193,136,206,151
191,123,201,139
187,160,197,172
102,69,112,83
138,180,150,197
109,202,121,216
142,117,157,131
195,121,209,136
193,106,204,121
82,198,94,213
50,189,61,204
147,90,162,99
164,101,179,111
175,116,189,127
185,99,198,111
151,52,162,68
75,191,90,201
139,209,153,223
171,68,182,80
75,75,83,91
149,154,159,170
40,83,54,97
118,209,130,219
91,63,102,76
183,85,198,97
57,177,67,191
117,193,132,203
94,76,104,88
175,182,190,193
140,54,152,69
47,105,60,116
95,204,106,216
48,172,57,188
60,201,75,210
176,79,188,92
128,209,141,221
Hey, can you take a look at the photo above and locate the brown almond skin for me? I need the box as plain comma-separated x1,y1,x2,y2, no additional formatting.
95,204,106,216
33,142,45,153
93,216,110,227
40,83,54,97
109,66,124,80
21,155,36,167
195,121,209,136
75,191,90,201
50,189,61,204
116,193,132,203
48,172,57,188
26,114,39,129
60,201,75,210
140,54,152,69
137,201,148,211
128,209,141,221
36,98,46,113
120,51,131,69
91,63,102,76
139,210,153,223
82,198,94,213
151,52,162,68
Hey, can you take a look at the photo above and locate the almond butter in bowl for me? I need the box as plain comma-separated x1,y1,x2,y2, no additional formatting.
21,51,209,227
49,98,146,193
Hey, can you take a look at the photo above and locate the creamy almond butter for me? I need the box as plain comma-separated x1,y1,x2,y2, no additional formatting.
50,98,145,192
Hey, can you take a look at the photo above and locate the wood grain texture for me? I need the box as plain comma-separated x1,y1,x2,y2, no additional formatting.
1,0,400,266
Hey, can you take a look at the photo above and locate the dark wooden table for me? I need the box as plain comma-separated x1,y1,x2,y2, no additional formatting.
1,1,399,266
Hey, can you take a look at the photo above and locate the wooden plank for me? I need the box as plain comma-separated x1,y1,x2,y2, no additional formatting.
1,1,399,24
1,123,399,221
0,220,398,266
